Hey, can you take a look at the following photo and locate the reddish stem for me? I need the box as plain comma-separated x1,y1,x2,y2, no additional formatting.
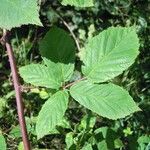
1,31,30,150
63,77,86,90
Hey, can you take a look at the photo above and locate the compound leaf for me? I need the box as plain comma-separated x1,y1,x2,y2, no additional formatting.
61,0,94,7
70,80,140,120
0,0,42,30
36,90,69,139
82,27,140,83
40,27,75,83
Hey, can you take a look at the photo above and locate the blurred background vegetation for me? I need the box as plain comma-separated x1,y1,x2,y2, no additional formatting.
0,0,149,149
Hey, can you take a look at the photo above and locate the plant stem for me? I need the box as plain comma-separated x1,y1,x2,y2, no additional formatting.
52,8,81,51
60,18,81,51
1,31,31,150
63,77,86,90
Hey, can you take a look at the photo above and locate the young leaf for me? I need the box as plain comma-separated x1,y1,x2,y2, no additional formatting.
0,133,6,150
82,27,140,83
19,64,61,89
70,80,140,120
36,90,69,139
0,0,42,30
40,27,75,83
61,0,94,7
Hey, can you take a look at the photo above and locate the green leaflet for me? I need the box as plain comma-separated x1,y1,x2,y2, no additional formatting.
82,27,140,83
19,64,61,89
0,133,6,150
61,0,94,7
70,80,140,120
40,27,75,83
0,0,42,30
36,90,69,139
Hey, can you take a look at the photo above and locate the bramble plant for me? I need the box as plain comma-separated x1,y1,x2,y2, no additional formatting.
19,25,141,139
0,0,142,149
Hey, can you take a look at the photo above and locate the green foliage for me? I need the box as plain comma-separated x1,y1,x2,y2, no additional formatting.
39,89,49,100
97,140,107,150
0,133,6,150
0,0,42,30
9,117,33,139
61,0,94,7
20,26,140,140
0,98,7,118
19,63,61,89
0,0,149,149
123,127,133,137
82,27,140,83
138,135,150,150
65,132,74,149
79,113,96,130
94,127,124,149
81,143,93,150
39,27,75,83
18,142,24,150
36,90,69,139
19,27,75,89
70,80,140,119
